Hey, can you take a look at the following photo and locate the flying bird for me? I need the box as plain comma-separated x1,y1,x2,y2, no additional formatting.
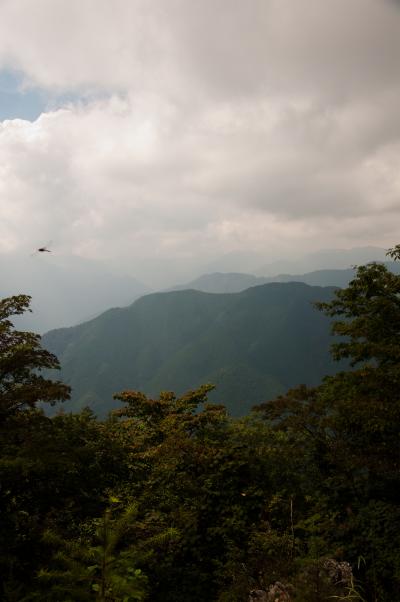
31,241,53,256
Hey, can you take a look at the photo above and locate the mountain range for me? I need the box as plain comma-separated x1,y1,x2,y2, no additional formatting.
171,261,400,294
43,282,344,417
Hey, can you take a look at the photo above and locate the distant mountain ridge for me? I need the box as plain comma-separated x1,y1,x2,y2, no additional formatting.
171,269,355,294
171,261,400,294
43,282,344,417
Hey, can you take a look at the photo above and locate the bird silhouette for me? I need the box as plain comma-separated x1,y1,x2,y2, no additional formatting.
31,240,53,256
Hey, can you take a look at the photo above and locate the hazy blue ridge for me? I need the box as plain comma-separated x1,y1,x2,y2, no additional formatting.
171,261,400,294
43,282,344,417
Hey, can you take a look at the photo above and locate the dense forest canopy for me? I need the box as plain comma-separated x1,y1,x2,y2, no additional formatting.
1,251,400,601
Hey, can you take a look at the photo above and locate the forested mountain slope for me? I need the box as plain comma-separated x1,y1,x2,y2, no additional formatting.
43,282,342,416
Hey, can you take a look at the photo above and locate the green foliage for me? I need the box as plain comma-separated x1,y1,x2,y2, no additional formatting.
109,388,296,601
315,261,400,368
257,257,400,600
0,295,70,420
0,408,129,597
36,501,147,601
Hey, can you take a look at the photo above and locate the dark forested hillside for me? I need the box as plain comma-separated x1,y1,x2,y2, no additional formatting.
43,282,342,416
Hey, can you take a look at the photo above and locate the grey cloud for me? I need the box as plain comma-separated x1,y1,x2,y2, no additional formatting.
165,0,400,103
1,0,399,104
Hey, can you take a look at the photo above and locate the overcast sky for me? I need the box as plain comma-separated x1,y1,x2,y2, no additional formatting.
1,0,400,286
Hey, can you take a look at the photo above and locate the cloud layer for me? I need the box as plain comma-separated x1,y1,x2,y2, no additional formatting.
1,0,400,285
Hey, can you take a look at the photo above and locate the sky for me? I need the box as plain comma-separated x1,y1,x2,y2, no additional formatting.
1,0,400,287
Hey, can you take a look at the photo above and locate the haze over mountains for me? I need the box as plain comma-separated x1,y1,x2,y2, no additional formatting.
0,245,389,333
0,254,150,333
254,246,388,277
